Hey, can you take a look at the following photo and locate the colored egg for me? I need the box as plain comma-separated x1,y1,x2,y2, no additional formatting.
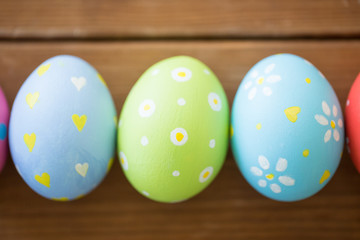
9,55,116,201
231,54,344,201
345,73,360,172
0,87,9,173
118,56,229,203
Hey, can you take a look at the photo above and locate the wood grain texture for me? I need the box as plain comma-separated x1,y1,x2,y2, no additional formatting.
0,41,359,240
0,0,360,39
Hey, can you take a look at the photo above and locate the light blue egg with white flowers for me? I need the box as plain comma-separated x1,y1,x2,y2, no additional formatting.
9,55,117,201
231,54,344,202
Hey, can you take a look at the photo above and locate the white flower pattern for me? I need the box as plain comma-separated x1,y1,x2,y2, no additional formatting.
250,155,295,194
315,101,343,143
244,63,282,100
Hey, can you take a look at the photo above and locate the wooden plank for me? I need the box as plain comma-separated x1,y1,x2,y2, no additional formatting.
0,0,360,39
0,41,359,240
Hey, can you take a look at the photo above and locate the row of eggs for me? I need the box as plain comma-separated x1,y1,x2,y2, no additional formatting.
0,54,358,203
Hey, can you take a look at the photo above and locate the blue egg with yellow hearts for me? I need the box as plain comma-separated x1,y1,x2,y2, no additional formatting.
231,54,344,201
9,55,117,201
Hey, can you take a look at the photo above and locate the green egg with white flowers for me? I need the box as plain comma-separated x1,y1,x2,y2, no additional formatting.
118,56,229,203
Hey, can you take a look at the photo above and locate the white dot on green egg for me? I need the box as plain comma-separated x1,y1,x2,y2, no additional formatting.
118,120,122,128
138,99,156,118
119,152,128,170
208,92,222,111
170,128,188,146
152,69,159,76
177,98,186,106
141,136,149,146
199,166,213,183
142,191,150,196
204,69,210,75
209,139,215,148
171,67,192,82
172,170,180,177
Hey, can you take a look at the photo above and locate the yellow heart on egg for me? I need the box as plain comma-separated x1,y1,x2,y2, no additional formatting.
24,133,36,152
26,92,39,109
37,64,51,76
284,106,301,123
97,73,107,87
52,197,69,202
319,170,331,184
72,114,87,132
107,158,114,172
35,172,50,188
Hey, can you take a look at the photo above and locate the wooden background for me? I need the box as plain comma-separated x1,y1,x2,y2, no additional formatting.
0,1,360,239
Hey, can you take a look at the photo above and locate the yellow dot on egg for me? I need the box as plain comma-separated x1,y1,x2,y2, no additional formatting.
256,123,262,130
178,72,186,77
176,132,184,142
305,78,311,84
330,120,336,129
266,174,274,180
52,197,69,202
257,77,264,85
303,149,310,157
213,99,218,105
203,171,210,179
75,194,85,200
144,104,150,111
230,125,234,138
121,158,125,164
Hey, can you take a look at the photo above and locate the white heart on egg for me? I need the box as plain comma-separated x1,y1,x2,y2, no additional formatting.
75,163,89,177
71,76,86,91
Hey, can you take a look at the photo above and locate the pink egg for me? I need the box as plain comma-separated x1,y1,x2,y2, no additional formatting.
0,87,9,172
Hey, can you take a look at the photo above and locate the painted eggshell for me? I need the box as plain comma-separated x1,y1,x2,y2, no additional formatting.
0,87,9,172
9,55,116,201
118,56,229,203
345,73,360,172
231,54,344,201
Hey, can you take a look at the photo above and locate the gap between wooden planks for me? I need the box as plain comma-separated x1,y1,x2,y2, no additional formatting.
0,40,358,109
0,0,359,39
